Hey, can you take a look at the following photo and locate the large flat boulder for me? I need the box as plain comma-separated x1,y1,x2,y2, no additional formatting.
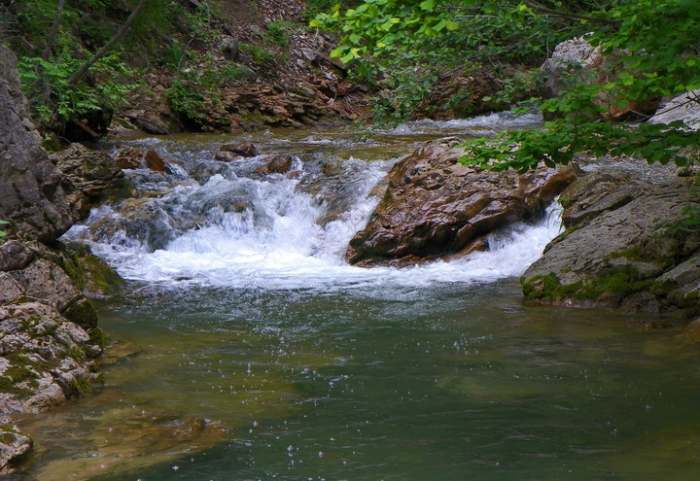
522,164,700,323
347,139,576,266
648,89,700,131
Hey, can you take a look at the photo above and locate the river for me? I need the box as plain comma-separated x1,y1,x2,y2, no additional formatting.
13,112,700,481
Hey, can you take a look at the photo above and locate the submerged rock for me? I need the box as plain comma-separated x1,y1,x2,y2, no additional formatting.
347,139,576,266
214,142,260,162
219,141,259,158
522,163,700,322
256,154,295,175
0,426,32,473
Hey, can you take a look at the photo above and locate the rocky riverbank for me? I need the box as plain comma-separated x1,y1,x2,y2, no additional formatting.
0,44,122,473
522,159,700,324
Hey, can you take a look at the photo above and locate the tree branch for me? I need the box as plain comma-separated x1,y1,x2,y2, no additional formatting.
42,0,65,60
68,0,146,86
524,1,620,27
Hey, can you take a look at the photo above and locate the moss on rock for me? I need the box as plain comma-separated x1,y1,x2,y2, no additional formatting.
522,266,655,305
60,243,123,299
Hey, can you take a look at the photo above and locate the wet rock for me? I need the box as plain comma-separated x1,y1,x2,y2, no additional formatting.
131,114,170,135
255,154,295,175
62,298,98,330
522,165,700,318
214,150,242,162
10,258,81,312
52,143,126,219
0,241,34,272
145,149,167,172
0,426,32,473
59,242,124,300
347,140,576,266
114,147,143,169
90,198,176,251
219,141,259,158
649,90,700,131
0,45,74,242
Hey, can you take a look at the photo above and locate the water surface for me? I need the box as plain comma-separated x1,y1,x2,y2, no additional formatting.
15,112,700,481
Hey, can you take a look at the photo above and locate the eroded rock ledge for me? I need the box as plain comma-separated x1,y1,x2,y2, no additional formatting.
0,44,121,473
522,161,700,325
347,138,577,266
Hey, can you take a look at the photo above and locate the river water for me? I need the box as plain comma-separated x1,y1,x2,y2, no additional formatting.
14,113,700,481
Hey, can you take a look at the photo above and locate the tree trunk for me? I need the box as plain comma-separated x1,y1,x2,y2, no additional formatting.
68,0,146,86
42,0,66,60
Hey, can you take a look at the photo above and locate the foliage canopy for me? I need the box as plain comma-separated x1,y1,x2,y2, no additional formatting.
313,0,700,168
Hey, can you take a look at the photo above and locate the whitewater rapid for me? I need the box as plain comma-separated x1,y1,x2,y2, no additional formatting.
64,113,559,291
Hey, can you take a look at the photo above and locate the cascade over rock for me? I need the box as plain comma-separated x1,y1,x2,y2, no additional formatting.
346,139,577,266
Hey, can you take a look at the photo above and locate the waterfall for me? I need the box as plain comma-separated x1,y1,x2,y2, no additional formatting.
64,126,561,291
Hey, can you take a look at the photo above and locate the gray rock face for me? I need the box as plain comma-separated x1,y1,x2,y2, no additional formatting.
648,90,700,131
10,258,81,311
0,297,104,472
0,44,122,473
0,44,74,242
522,163,700,322
51,143,126,220
541,37,602,97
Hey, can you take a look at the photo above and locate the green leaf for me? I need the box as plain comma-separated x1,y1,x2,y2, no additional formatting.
419,0,435,12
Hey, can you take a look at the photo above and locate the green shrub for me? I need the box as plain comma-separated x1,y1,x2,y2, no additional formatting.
219,63,254,83
18,50,135,127
240,43,276,66
371,66,437,125
0,220,8,241
162,41,193,70
167,79,209,126
265,20,295,48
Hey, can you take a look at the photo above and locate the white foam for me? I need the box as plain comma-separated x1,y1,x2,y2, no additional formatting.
388,111,543,135
79,173,562,291
66,111,560,292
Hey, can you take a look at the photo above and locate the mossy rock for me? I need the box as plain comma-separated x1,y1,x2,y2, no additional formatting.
522,266,655,306
63,298,98,329
60,242,123,299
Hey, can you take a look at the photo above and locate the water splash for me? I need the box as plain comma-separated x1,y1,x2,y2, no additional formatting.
388,110,543,136
64,121,561,292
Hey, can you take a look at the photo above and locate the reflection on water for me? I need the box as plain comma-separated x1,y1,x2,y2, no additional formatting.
16,283,700,481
